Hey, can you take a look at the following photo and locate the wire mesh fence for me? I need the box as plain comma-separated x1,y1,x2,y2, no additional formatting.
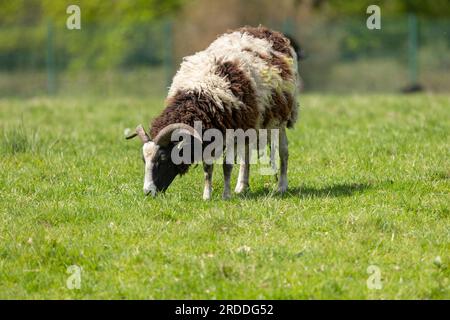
0,14,449,97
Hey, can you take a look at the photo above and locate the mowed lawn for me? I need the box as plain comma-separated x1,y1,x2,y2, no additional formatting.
0,94,448,299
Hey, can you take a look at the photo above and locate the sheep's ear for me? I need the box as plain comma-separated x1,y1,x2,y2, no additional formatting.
126,125,150,144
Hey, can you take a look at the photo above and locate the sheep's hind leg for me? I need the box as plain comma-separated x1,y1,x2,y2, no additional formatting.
203,163,214,200
222,163,233,200
235,143,250,194
278,126,288,193
268,133,278,182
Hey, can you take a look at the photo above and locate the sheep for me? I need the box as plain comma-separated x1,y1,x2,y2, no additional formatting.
126,25,300,199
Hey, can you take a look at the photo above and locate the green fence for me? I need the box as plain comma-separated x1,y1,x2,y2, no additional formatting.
285,15,450,93
0,15,449,97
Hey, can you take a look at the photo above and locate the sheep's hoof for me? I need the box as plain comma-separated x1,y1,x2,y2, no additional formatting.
234,183,249,194
203,191,212,201
277,183,288,194
222,192,231,200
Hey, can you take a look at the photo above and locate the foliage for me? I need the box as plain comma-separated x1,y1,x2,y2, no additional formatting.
0,0,184,27
0,0,183,70
321,0,450,17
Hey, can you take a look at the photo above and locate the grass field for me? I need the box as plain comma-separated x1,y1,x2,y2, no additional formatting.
0,94,449,299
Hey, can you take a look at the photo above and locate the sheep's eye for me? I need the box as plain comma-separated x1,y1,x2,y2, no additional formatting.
160,153,167,161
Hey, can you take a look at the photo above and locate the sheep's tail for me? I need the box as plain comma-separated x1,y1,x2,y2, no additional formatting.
284,34,306,62
286,33,301,129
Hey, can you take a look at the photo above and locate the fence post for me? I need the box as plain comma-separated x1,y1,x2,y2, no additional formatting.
163,19,174,89
408,13,418,85
46,20,56,95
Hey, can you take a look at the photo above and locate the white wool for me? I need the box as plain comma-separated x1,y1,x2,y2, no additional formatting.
208,32,287,113
168,30,298,128
168,50,239,114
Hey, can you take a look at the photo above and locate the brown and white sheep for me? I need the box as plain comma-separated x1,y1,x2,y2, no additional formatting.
126,26,300,199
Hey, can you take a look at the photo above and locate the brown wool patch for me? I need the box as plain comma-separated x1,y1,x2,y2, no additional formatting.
263,90,295,127
152,82,259,143
235,25,293,58
151,92,215,139
214,60,260,130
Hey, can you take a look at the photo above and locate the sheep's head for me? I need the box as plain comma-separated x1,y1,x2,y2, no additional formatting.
126,124,200,196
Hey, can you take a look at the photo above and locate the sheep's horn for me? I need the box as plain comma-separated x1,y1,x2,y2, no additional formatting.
126,125,150,144
154,123,202,147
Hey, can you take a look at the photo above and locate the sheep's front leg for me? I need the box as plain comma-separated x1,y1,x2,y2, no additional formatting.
203,163,214,200
235,143,250,193
222,163,233,200
278,126,288,193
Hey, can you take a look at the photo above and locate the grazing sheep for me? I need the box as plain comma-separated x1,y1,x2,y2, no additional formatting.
126,26,300,199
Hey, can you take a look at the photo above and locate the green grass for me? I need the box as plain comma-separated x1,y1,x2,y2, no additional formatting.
0,94,449,299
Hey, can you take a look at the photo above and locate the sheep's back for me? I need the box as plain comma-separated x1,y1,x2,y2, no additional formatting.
166,26,299,131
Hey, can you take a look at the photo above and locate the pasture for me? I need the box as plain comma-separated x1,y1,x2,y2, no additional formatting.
0,94,448,299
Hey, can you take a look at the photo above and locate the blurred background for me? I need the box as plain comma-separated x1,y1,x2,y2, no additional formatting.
0,0,449,97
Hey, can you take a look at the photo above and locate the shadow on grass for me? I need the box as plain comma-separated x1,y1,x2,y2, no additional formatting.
242,182,371,199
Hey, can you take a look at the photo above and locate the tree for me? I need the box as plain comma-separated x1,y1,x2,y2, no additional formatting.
0,0,185,70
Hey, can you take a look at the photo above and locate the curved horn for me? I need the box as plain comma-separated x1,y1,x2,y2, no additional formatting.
125,125,150,144
153,123,202,146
